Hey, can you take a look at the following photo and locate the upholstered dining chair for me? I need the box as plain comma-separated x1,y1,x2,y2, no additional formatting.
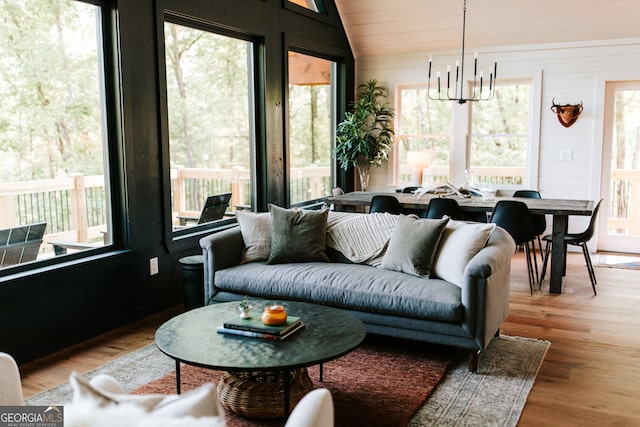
369,195,402,214
0,352,24,405
513,190,547,265
490,200,538,294
424,197,464,220
540,199,603,295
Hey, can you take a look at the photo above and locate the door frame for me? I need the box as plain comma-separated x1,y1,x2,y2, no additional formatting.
593,72,640,253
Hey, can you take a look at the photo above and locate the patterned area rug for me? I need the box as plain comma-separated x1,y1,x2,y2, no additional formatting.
26,335,549,426
594,254,640,270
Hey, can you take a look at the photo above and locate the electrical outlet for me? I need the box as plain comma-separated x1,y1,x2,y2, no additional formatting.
149,257,159,275
560,148,573,161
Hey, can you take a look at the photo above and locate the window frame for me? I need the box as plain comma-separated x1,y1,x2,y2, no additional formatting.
392,71,541,191
158,12,263,251
285,48,338,207
0,0,127,278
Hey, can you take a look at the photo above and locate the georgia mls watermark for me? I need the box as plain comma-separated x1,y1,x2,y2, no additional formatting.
0,406,63,427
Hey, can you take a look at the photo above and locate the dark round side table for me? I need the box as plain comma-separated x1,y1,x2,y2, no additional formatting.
178,255,204,311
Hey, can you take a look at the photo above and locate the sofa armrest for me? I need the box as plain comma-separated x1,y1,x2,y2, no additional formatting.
461,226,515,348
199,227,244,304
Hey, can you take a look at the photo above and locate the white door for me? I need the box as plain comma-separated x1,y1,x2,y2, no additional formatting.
599,81,640,253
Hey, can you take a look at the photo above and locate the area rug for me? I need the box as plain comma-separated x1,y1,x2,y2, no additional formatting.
595,254,640,270
26,335,550,427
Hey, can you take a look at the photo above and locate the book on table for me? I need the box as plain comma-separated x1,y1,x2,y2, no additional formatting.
222,315,302,336
216,321,305,341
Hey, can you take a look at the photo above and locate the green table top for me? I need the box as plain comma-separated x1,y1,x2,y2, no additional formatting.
155,300,366,371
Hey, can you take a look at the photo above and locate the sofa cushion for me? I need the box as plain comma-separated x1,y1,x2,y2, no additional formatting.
214,262,462,322
236,211,271,263
432,220,496,286
267,204,329,264
381,216,448,277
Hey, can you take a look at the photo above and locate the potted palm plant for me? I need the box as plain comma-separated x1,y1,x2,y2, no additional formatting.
335,79,394,191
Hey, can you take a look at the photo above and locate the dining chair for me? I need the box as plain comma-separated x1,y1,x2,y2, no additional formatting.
513,190,547,265
490,200,538,294
540,199,603,295
401,186,422,194
400,186,427,216
0,352,24,405
369,195,402,214
424,197,464,220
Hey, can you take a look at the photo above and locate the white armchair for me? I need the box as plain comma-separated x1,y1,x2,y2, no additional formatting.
0,352,24,405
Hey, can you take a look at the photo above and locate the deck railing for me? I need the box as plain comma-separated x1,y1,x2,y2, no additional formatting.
1,167,638,258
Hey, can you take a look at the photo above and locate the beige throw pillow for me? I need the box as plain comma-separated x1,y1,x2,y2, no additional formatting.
380,216,449,277
236,211,272,263
432,220,495,286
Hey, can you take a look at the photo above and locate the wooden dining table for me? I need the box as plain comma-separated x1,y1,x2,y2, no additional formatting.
326,191,595,294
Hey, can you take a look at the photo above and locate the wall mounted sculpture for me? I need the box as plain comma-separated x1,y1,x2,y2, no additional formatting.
551,99,583,128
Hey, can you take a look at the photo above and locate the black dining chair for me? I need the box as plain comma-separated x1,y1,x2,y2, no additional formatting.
540,199,603,295
369,195,402,214
401,186,422,194
490,200,538,294
513,190,547,265
400,186,427,216
425,198,464,220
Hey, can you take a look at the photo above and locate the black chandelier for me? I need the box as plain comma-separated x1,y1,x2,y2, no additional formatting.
427,0,497,104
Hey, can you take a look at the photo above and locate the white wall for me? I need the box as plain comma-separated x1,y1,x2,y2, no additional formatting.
356,37,640,235
358,38,640,197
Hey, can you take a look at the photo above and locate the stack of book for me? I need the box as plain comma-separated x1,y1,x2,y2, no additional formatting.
216,315,304,341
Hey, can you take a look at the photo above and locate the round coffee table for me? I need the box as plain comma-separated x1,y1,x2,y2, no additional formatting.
155,300,366,419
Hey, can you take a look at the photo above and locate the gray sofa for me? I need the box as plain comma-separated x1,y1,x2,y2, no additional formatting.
199,212,515,372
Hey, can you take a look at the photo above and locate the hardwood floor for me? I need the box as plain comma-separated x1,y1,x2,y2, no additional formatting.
18,252,640,425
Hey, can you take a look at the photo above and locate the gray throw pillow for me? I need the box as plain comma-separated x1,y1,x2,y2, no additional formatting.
380,215,449,277
267,204,330,264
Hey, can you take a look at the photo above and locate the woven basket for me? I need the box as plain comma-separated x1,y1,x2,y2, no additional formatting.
216,368,314,419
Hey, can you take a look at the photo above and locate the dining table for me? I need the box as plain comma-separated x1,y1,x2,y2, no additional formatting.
326,191,595,294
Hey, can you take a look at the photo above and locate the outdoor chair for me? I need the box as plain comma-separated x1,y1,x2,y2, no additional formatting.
0,223,47,267
491,200,538,294
540,199,603,295
178,193,232,225
369,195,402,214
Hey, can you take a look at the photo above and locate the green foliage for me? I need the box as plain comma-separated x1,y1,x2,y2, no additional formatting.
335,79,394,170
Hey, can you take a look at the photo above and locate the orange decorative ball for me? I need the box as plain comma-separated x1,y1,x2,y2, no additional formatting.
261,305,287,326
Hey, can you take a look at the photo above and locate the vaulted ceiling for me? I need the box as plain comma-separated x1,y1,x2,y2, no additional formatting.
334,0,640,57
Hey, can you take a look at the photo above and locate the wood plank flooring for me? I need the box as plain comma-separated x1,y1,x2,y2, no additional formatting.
18,252,640,425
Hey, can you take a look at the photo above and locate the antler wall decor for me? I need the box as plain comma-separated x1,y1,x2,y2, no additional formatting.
551,98,583,128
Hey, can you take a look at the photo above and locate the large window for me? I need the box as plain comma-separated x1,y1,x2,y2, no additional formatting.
287,52,336,205
395,84,452,186
0,0,114,269
394,78,538,190
163,21,255,231
469,82,531,187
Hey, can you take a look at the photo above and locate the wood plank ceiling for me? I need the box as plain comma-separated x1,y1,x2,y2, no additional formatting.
333,0,640,57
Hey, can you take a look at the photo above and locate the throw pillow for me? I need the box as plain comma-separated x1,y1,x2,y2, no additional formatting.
267,204,330,264
380,216,449,277
236,211,271,263
432,220,496,286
